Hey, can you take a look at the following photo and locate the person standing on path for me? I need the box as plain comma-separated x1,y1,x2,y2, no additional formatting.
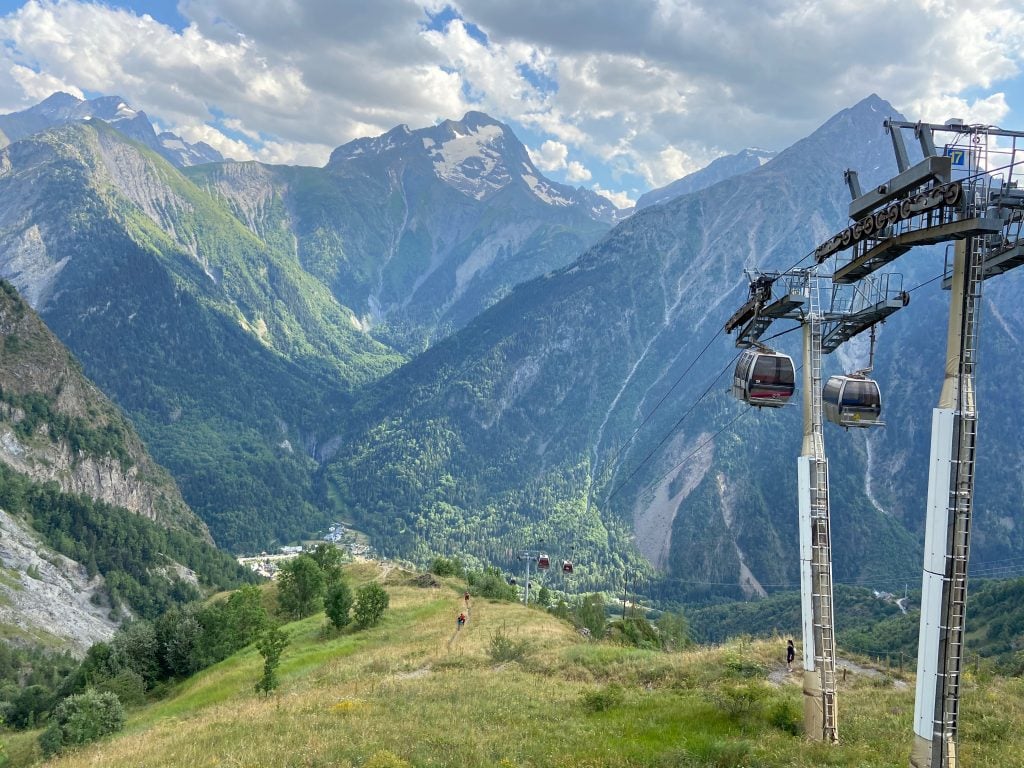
786,639,795,671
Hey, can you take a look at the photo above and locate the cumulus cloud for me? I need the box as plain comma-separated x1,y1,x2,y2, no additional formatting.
530,139,568,171
593,183,635,209
566,160,591,182
0,0,1021,189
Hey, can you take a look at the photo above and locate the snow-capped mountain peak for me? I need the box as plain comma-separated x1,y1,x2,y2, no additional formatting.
327,111,622,221
0,92,224,168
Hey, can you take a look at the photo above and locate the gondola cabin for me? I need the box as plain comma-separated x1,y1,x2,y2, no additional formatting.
822,375,883,428
562,560,573,575
537,554,550,570
731,348,796,408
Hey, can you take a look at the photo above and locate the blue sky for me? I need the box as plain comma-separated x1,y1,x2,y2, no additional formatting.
1,0,1022,207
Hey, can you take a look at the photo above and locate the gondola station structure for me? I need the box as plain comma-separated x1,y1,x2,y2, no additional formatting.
814,117,1024,768
726,115,1024,764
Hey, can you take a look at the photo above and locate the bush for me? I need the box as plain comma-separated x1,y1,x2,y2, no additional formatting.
767,697,801,735
364,750,413,768
608,616,660,649
487,625,533,663
429,557,463,578
581,683,624,712
353,583,390,629
712,682,768,721
325,581,354,629
466,567,517,601
39,688,125,756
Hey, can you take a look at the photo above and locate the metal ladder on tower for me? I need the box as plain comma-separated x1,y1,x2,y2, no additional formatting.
938,232,984,757
808,275,838,742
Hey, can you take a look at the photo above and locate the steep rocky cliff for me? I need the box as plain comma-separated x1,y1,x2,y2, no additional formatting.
0,280,206,538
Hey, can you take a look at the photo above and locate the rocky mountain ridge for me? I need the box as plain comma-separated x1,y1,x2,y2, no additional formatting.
635,148,778,210
0,91,223,168
0,281,204,535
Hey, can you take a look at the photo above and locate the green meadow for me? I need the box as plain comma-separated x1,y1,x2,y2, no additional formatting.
8,563,1023,767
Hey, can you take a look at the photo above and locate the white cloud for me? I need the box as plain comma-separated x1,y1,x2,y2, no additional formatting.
7,62,82,105
566,160,591,182
0,0,1021,190
907,93,1010,128
593,183,635,209
529,139,567,171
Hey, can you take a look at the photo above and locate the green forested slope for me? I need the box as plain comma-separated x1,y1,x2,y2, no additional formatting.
0,123,404,550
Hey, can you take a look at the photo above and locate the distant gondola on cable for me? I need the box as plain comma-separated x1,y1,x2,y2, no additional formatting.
731,346,796,408
822,374,883,428
537,553,550,570
562,559,573,575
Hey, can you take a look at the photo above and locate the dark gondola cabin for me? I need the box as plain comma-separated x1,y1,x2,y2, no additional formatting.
562,560,573,575
822,375,883,428
537,554,550,570
732,348,796,408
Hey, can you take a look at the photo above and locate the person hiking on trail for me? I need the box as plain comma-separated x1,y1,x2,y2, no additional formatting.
786,639,795,671
464,591,471,608
457,612,466,630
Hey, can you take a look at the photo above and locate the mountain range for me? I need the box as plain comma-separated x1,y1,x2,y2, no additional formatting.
2,91,1021,607
0,92,223,168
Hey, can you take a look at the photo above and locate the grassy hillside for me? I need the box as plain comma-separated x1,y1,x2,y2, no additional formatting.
8,563,1023,767
689,578,1024,671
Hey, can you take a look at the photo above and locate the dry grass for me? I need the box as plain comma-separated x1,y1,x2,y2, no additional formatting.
27,564,1024,768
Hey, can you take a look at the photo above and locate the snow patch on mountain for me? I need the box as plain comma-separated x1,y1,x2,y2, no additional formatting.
428,123,509,200
522,173,573,207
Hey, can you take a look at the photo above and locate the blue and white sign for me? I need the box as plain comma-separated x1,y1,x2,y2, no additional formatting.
944,146,966,167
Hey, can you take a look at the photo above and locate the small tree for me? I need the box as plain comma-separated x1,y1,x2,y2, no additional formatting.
325,580,354,629
308,543,345,584
276,555,326,619
39,688,125,756
536,585,551,608
656,609,693,650
353,583,390,629
254,627,289,697
576,593,607,638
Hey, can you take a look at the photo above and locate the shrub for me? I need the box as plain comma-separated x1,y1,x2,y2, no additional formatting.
487,624,533,663
325,580,354,629
608,616,660,649
767,697,801,735
581,683,624,712
712,682,768,721
353,583,390,629
39,688,125,756
466,567,516,601
94,670,147,708
364,750,413,768
429,556,462,578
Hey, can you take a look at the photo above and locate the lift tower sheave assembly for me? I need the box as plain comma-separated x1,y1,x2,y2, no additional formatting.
819,118,1024,768
724,269,905,743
